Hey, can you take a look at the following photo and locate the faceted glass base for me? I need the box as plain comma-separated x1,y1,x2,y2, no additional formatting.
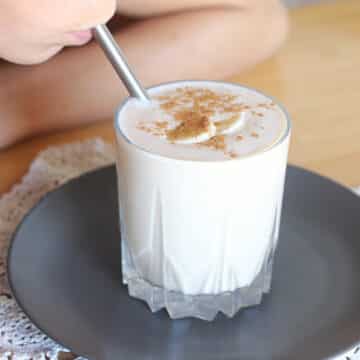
122,248,273,321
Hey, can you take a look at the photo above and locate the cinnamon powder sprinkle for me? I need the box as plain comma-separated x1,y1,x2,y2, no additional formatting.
166,115,211,143
155,87,245,119
256,102,275,110
160,100,179,111
228,151,239,159
136,120,169,136
156,87,249,151
253,110,266,117
198,135,226,151
137,87,269,157
154,121,168,129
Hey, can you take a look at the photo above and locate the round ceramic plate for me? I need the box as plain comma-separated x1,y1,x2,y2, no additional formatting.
8,166,360,360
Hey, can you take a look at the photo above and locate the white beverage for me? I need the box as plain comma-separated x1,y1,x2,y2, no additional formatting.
115,81,290,320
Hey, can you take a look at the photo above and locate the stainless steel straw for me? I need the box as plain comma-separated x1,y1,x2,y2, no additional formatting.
93,24,150,101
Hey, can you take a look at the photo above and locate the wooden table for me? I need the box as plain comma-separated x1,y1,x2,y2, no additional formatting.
1,0,359,196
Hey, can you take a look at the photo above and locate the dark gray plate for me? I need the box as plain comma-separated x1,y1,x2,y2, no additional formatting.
7,166,360,360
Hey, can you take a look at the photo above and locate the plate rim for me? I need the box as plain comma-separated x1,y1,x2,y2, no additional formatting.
6,164,360,359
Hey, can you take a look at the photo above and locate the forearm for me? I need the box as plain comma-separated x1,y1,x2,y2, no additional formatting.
116,0,274,16
0,2,288,146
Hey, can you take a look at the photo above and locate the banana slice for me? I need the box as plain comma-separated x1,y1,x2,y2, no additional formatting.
166,116,216,144
166,111,247,144
214,111,247,135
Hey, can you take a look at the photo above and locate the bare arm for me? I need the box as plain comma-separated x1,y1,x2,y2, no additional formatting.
117,0,268,16
0,0,288,148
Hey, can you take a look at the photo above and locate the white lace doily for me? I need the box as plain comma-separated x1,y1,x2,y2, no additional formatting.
0,138,359,359
0,139,115,360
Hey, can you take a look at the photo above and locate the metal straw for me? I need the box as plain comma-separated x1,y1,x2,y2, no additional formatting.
93,24,150,101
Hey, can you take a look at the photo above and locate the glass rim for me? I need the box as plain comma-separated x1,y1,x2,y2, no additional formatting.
114,80,291,163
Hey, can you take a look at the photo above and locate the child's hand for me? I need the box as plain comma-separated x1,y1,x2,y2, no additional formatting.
0,0,116,64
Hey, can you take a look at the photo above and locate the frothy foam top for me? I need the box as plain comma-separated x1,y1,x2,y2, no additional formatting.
117,82,288,161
